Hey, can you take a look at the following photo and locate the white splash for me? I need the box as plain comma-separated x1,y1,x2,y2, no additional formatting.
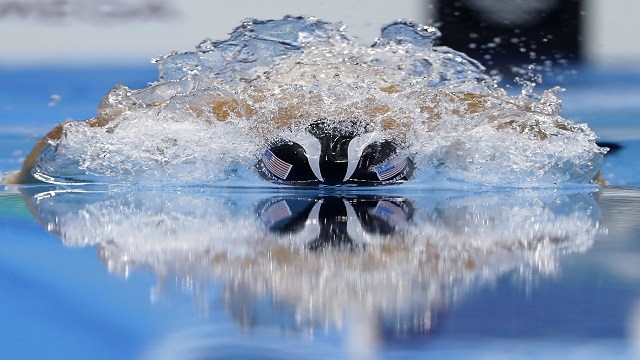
32,16,604,187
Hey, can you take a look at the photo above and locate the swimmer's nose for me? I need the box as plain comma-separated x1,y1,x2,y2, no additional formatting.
318,134,350,184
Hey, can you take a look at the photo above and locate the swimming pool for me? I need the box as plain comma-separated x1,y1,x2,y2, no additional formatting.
1,65,640,359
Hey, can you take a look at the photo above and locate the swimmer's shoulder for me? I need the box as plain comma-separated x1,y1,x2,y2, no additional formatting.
3,123,65,184
4,118,109,184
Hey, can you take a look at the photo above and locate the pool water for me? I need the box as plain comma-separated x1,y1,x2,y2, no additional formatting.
1,66,640,359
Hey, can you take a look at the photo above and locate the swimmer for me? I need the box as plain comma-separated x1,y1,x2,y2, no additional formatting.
256,120,414,186
3,81,603,186
2,17,605,187
0,87,496,185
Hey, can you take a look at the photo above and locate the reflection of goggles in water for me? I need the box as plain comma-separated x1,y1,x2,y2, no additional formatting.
256,121,414,186
258,196,413,250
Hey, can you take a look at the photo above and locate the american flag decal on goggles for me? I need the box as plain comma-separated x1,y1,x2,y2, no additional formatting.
263,149,293,180
373,156,407,181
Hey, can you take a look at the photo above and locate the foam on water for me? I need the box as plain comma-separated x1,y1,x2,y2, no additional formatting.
31,16,605,187
24,187,598,335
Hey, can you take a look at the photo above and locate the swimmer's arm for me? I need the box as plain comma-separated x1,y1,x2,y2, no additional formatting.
3,124,65,184
4,118,107,184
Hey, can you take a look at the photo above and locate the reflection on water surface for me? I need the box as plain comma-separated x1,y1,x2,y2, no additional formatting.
20,187,600,344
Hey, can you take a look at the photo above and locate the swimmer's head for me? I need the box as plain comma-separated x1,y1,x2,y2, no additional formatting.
257,120,413,186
